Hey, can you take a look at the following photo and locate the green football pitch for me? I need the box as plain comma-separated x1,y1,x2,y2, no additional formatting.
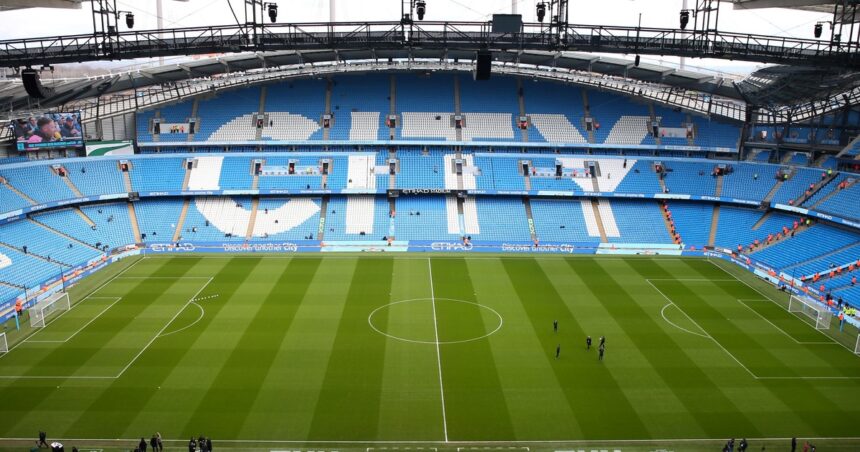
1,255,859,452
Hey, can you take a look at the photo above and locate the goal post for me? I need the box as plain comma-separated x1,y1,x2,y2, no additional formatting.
28,292,71,329
0,332,7,353
855,334,860,356
788,294,833,330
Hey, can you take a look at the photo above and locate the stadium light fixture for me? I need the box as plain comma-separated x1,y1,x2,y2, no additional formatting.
267,3,278,23
635,55,640,66
536,2,547,23
416,0,426,20
679,10,690,30
125,12,134,29
814,22,823,38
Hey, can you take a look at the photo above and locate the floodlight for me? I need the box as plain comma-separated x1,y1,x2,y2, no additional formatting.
416,1,426,20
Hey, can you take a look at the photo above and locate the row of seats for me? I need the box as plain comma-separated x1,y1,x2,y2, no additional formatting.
135,74,742,147
1,154,857,222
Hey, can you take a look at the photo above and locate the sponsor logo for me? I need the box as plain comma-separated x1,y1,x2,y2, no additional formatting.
147,192,170,196
430,242,473,251
221,242,299,253
400,189,452,194
149,243,196,252
501,243,576,254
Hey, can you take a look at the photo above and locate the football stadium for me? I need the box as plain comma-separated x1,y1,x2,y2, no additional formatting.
0,1,859,451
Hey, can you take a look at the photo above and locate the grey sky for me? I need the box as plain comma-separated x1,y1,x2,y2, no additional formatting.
0,0,832,75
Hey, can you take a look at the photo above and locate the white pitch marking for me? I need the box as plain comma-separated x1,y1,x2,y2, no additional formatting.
645,279,759,380
114,277,214,379
25,297,123,344
659,303,709,339
0,257,144,362
427,258,449,443
706,260,856,354
734,299,835,345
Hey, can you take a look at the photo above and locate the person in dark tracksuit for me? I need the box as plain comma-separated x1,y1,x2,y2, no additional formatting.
188,438,197,452
206,437,212,452
553,320,558,333
138,438,147,452
555,344,560,359
150,435,158,452
38,431,48,448
598,343,605,361
586,336,592,350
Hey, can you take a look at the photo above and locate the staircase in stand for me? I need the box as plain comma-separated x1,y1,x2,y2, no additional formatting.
589,199,609,243
809,178,857,210
1,179,36,205
255,86,268,141
517,78,528,143
28,218,103,253
59,173,84,198
127,202,142,244
714,174,724,197
762,175,786,204
581,89,595,143
74,208,96,228
796,172,839,206
317,196,329,241
121,168,134,193
181,161,193,191
0,242,69,267
245,197,260,240
172,199,191,242
660,202,676,243
708,205,721,247
523,196,537,242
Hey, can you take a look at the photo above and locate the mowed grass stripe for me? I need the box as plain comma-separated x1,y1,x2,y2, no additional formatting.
307,258,395,440
178,257,322,438
680,262,860,377
653,258,859,437
237,257,360,440
118,257,265,439
501,258,650,439
375,258,444,441
0,257,207,438
535,258,708,440
465,258,583,440
428,258,514,441
579,258,763,438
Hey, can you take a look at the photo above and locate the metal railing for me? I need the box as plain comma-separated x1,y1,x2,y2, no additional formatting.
0,20,857,69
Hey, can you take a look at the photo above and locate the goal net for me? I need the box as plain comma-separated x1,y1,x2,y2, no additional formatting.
855,334,860,356
788,294,832,330
28,292,71,328
0,332,7,354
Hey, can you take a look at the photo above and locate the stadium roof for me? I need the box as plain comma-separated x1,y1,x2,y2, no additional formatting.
0,0,81,12
1,48,858,125
0,49,743,113
729,0,858,22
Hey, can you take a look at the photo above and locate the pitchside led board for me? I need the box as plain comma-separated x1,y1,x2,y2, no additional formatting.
10,112,85,152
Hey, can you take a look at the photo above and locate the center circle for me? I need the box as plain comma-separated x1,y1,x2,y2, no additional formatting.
368,298,503,345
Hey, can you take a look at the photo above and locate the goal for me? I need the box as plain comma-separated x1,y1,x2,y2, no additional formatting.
788,294,833,330
28,292,71,328
855,334,860,356
0,332,7,354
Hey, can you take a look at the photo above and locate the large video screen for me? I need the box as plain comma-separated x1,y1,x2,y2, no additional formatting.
11,112,85,151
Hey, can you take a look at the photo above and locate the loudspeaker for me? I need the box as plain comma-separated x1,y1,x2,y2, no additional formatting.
475,51,492,80
22,68,53,99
